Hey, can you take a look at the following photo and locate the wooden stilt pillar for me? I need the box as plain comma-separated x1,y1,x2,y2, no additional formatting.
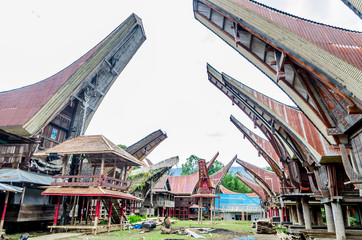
85,198,90,225
198,198,201,224
108,200,112,232
332,201,346,240
52,198,61,227
296,199,304,225
120,200,124,231
162,207,164,217
94,197,101,235
301,198,312,230
80,197,85,224
0,191,9,231
200,197,203,224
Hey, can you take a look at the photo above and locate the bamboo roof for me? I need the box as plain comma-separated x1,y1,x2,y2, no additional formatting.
42,186,139,200
45,135,141,167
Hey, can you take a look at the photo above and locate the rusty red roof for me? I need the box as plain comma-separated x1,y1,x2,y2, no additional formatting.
210,155,237,187
237,172,267,202
229,0,362,70
237,158,281,194
219,185,238,194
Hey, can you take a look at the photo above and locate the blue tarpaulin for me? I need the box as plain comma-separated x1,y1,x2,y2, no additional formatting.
0,169,54,185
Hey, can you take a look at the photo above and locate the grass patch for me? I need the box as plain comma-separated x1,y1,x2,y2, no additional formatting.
172,220,253,231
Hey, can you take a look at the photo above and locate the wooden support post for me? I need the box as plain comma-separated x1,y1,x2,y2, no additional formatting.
0,191,9,231
108,200,112,232
85,198,90,225
301,198,312,230
162,207,164,217
324,202,335,232
53,198,61,227
71,196,77,225
198,198,201,224
120,201,124,231
296,199,304,225
332,201,346,240
94,197,101,235
80,197,85,224
200,197,203,224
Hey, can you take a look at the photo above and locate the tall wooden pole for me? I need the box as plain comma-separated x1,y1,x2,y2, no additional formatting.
53,198,61,227
108,200,113,232
94,197,101,235
0,191,9,231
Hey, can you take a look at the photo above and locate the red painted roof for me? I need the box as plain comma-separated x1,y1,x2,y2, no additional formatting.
219,185,238,194
231,0,362,70
246,192,258,198
237,172,267,202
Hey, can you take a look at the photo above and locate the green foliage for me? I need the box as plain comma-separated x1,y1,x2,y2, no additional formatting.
349,217,358,226
142,215,147,219
221,173,252,193
266,166,274,172
181,155,224,176
207,160,224,175
128,215,142,224
181,155,200,175
118,144,127,149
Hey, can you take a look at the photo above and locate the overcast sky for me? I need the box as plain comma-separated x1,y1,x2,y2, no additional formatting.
1,0,361,168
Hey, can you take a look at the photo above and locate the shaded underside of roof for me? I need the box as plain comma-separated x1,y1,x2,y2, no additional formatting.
237,158,281,194
42,186,139,200
237,172,267,202
0,168,54,185
194,0,362,101
230,115,279,163
152,174,169,192
45,135,141,166
0,129,35,144
0,14,146,136
126,129,167,161
207,64,341,162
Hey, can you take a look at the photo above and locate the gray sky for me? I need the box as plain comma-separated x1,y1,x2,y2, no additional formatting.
1,0,361,168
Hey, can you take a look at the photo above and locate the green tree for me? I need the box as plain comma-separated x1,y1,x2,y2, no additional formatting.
181,155,200,175
118,144,127,149
221,173,252,193
208,160,224,175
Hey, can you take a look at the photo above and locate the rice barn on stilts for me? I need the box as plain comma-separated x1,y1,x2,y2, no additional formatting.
41,135,142,234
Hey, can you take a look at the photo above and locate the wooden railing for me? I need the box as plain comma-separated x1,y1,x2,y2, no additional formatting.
52,173,132,191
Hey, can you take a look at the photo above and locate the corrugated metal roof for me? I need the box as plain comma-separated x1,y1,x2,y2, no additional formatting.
219,185,238,194
0,169,53,185
0,14,146,135
0,183,23,192
223,73,340,158
237,159,281,194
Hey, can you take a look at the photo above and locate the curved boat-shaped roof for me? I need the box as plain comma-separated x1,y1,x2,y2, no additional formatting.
210,155,237,188
230,115,283,177
237,172,267,202
194,0,362,101
207,64,341,163
0,14,146,136
126,129,168,161
237,158,281,194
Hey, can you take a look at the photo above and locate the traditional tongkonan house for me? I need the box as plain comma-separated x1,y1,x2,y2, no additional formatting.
128,156,179,216
151,174,175,217
41,135,141,234
197,1,362,236
191,158,219,224
195,1,361,238
167,153,236,221
0,13,146,231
